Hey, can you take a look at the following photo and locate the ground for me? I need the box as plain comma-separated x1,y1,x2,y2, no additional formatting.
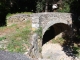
40,42,80,60
0,20,32,53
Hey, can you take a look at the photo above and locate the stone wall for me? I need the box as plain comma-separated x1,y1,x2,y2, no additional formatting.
6,14,31,26
6,12,73,35
6,12,73,34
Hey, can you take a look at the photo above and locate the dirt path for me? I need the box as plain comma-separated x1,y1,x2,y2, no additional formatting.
39,42,79,60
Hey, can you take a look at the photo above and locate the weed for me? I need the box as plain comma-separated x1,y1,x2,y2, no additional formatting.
0,19,31,53
0,37,6,41
0,26,6,31
6,13,13,18
9,24,17,27
52,37,64,45
7,39,26,53
35,27,42,39
7,28,31,53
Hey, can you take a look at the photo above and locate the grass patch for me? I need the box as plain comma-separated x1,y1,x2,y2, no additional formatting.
52,37,65,45
0,26,6,31
6,13,13,18
9,24,17,27
7,21,31,53
0,37,6,41
7,39,26,53
0,20,31,53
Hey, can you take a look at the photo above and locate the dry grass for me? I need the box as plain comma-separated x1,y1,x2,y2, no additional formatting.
0,20,32,53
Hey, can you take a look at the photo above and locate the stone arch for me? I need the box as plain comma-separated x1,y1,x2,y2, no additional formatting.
42,22,71,45
39,13,72,36
42,21,70,36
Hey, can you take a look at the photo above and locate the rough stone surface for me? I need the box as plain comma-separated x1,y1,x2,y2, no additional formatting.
7,12,72,33
6,12,73,36
6,14,31,26
30,12,72,35
39,12,72,35
0,50,31,60
31,13,47,30
28,33,39,58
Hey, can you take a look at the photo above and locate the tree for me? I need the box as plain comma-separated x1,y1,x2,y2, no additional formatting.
70,0,80,35
0,0,9,26
0,0,38,26
36,0,64,12
36,0,45,12
57,0,75,12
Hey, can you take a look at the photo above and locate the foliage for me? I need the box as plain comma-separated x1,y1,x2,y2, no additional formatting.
0,0,79,14
0,0,37,13
57,0,75,12
35,27,42,39
6,13,13,18
57,2,70,12
52,37,64,45
36,0,45,12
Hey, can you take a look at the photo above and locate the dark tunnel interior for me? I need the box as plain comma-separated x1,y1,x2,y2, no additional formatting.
42,23,70,45
42,25,55,45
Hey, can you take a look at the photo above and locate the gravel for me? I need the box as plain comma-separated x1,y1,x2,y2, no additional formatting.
0,50,31,60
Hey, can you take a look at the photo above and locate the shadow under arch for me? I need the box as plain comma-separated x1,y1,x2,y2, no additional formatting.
42,23,71,45
0,12,8,26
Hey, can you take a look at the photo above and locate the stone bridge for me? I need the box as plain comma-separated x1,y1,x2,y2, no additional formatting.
31,12,73,58
6,12,73,58
31,12,72,36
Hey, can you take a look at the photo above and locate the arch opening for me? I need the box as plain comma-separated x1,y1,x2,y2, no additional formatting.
42,23,70,45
